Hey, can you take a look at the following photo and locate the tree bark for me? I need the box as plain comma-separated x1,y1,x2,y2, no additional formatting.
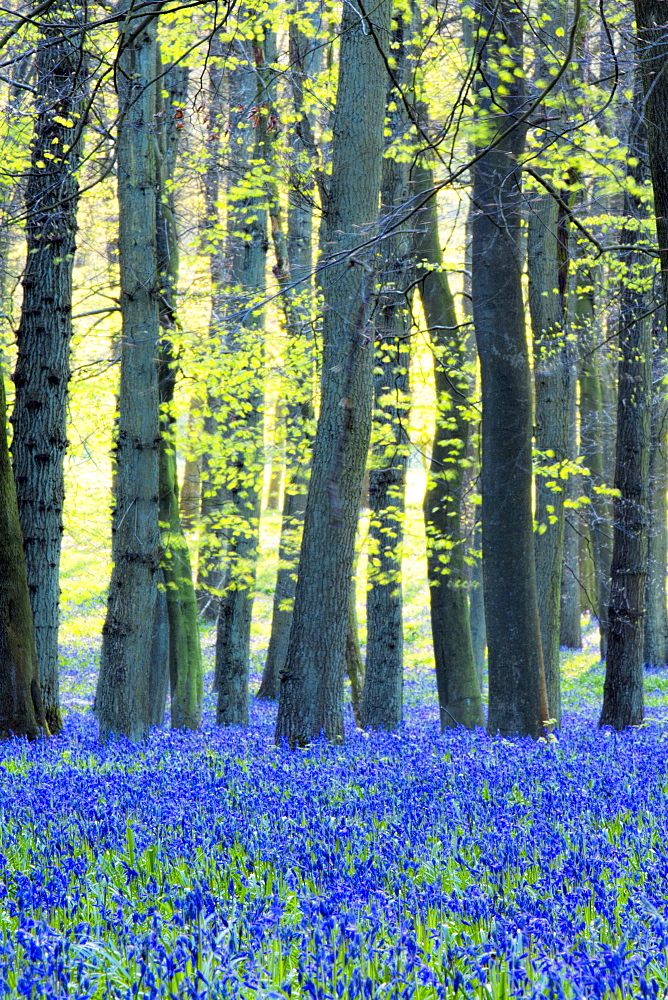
214,37,271,726
414,162,484,730
0,367,46,739
560,389,582,650
528,188,572,727
599,77,651,730
634,0,668,303
576,264,612,657
11,4,86,735
275,0,391,746
154,60,203,730
360,20,413,732
258,11,319,700
96,5,161,741
644,322,668,667
471,0,549,737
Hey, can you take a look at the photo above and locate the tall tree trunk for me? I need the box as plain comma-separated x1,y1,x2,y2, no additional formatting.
528,204,572,725
414,162,483,730
266,402,284,511
258,11,319,701
96,5,161,741
360,18,413,732
560,389,582,650
472,0,549,737
644,322,668,666
526,2,573,726
635,0,668,303
11,4,86,735
599,77,651,730
576,264,612,657
0,367,46,739
197,36,229,620
214,36,271,726
154,60,203,730
179,397,201,530
275,0,391,746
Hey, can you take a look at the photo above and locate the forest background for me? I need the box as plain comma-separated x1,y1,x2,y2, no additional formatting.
1,0,668,745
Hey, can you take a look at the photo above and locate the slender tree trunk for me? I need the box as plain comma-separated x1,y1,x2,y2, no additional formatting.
214,36,271,726
360,20,413,731
11,5,86,735
635,0,668,303
526,4,573,726
154,61,203,730
528,192,571,726
258,10,320,701
96,6,161,741
414,162,483,730
560,389,582,649
179,397,201,531
472,0,549,737
266,402,284,511
599,78,651,730
197,38,228,619
346,571,365,725
644,322,668,666
576,264,612,657
275,0,391,746
0,367,46,738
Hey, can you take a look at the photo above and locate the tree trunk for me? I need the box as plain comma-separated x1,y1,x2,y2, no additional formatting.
266,402,284,511
576,264,612,658
197,37,229,620
346,571,365,726
644,322,668,667
599,78,651,730
96,6,161,741
275,0,391,746
360,20,413,732
414,162,483,730
528,195,572,727
471,0,549,737
154,60,203,730
560,390,582,649
258,11,319,700
11,5,86,735
179,397,201,531
0,367,46,739
635,0,668,303
214,37,271,726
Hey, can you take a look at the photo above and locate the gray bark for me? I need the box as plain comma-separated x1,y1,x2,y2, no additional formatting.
576,264,612,656
155,61,203,730
644,323,668,667
197,37,229,619
259,10,320,701
360,21,413,732
528,190,572,727
214,37,271,726
414,162,484,730
275,0,391,746
0,365,46,738
11,4,86,735
599,77,651,730
96,6,161,741
471,0,549,737
560,387,582,649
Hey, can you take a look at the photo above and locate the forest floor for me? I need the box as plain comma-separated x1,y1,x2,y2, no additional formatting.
3,521,668,997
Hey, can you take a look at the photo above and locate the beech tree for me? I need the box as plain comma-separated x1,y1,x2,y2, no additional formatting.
471,0,549,737
275,0,391,746
0,367,47,739
95,4,162,740
11,2,86,734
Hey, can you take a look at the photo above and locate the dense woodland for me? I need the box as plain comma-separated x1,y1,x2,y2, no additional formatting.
0,0,667,745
